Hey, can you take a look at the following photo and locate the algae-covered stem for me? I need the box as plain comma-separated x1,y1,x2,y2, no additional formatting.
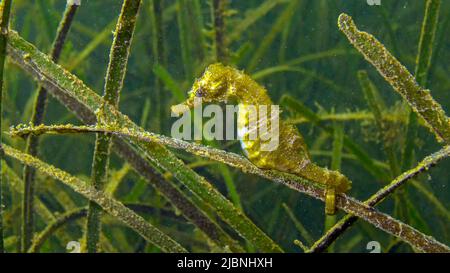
9,44,244,252
29,207,87,253
6,31,279,253
414,0,440,86
1,144,187,253
308,145,450,252
7,24,448,253
10,123,450,253
403,0,441,170
22,0,80,252
338,13,450,145
149,0,165,131
358,70,400,177
85,0,141,253
0,0,12,253
212,0,228,63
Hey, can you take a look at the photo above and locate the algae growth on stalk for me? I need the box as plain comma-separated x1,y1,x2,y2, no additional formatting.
0,0,448,254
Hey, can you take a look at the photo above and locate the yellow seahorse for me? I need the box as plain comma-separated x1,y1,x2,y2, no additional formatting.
172,63,351,214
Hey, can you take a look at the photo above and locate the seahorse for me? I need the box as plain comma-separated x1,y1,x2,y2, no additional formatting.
172,63,351,214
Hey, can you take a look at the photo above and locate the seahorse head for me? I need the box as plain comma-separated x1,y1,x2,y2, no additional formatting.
172,63,237,114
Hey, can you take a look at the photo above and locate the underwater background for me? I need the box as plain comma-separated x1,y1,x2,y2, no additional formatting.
0,0,449,253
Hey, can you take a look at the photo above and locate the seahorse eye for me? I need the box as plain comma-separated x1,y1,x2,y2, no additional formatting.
196,86,204,97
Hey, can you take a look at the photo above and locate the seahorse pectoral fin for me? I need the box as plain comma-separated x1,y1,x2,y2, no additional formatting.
325,187,336,215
